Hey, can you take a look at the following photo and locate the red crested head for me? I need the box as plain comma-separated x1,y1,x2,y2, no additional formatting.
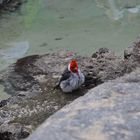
68,60,78,73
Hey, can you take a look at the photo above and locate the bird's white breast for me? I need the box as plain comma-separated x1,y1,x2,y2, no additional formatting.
60,70,85,93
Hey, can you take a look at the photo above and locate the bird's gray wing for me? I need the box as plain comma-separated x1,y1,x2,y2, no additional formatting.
59,68,71,83
54,68,71,89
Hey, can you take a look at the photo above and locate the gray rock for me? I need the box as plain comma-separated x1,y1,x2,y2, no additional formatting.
0,123,30,140
0,0,23,12
27,68,140,140
0,39,140,139
124,39,140,62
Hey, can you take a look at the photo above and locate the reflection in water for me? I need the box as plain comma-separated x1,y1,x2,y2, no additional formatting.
23,0,44,28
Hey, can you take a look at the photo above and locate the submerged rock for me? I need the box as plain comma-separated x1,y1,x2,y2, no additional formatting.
0,41,29,60
0,0,23,12
0,39,139,139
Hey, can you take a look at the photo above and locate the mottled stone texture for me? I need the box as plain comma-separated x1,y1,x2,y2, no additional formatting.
0,0,23,12
27,69,140,140
0,39,139,140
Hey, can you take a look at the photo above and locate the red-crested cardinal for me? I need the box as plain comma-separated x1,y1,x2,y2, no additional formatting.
58,60,85,93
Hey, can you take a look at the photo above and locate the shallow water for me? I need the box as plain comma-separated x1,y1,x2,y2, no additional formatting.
0,0,140,57
0,0,140,99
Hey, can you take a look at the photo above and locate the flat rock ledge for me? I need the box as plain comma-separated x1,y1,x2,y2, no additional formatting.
27,68,140,140
0,39,139,140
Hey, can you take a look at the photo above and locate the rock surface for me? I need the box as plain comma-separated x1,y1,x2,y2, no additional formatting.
0,39,139,139
0,0,24,12
27,68,140,140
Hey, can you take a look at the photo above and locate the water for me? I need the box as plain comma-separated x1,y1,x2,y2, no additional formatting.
0,0,140,99
0,0,140,56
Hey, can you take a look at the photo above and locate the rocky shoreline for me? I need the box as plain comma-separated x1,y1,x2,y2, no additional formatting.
0,39,140,140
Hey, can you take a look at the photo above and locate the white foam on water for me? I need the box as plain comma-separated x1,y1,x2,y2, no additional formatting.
108,0,124,20
127,7,140,14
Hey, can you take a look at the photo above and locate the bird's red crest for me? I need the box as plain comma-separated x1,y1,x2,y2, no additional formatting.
69,60,78,73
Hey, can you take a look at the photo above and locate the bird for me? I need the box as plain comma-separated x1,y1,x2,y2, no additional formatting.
58,59,85,93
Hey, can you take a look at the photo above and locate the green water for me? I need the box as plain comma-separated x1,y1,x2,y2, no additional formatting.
0,0,140,56
0,0,140,99
21,0,140,56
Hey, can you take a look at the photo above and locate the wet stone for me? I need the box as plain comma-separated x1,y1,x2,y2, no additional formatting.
0,39,140,139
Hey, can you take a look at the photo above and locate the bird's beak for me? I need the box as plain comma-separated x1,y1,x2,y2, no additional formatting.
74,68,79,76
74,67,78,73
